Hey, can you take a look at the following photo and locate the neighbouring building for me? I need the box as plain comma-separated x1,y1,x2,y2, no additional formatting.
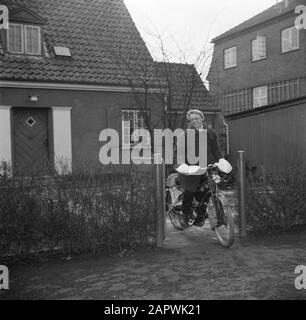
207,0,306,115
0,0,166,176
207,0,306,171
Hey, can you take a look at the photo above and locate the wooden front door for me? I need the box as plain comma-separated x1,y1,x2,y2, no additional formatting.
13,108,50,176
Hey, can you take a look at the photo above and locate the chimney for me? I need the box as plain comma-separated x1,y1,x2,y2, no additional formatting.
276,0,291,13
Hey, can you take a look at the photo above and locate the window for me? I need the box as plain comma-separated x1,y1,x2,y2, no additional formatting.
8,23,41,55
222,78,301,114
8,24,23,53
25,26,41,55
122,110,148,147
253,86,268,108
224,46,237,69
268,79,300,104
252,36,267,61
222,89,252,114
282,26,299,53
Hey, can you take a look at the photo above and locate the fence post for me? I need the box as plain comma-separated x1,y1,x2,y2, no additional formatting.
237,151,247,238
154,154,164,247
162,159,166,240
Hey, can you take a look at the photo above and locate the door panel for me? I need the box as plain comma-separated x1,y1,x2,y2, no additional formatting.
13,108,50,176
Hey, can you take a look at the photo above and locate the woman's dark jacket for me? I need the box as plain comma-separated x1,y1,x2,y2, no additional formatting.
174,127,222,191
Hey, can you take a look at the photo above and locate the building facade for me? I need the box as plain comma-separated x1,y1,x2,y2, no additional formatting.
207,0,306,116
0,0,165,176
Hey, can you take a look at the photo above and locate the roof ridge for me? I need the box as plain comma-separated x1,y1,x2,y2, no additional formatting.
156,61,194,66
212,0,301,43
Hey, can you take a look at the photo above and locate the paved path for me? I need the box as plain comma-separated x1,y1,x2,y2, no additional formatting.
1,213,306,300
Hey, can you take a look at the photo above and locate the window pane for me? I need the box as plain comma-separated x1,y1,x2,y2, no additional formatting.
292,27,299,49
253,86,268,108
224,47,237,69
122,120,131,145
231,48,237,66
282,27,299,52
25,26,40,54
252,40,257,60
282,29,289,52
122,110,149,145
258,36,266,58
253,36,266,60
8,24,23,53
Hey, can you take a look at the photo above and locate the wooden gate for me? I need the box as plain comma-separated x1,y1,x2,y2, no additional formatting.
13,108,50,176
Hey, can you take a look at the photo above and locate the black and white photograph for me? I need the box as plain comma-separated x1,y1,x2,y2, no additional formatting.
0,0,306,302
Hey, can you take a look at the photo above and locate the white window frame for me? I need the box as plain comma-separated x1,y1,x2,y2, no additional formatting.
24,25,41,55
7,23,24,54
281,26,299,53
224,46,237,69
7,23,41,55
122,109,148,147
252,36,267,61
253,86,268,108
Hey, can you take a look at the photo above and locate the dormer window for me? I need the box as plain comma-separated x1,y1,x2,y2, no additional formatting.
4,6,46,56
8,23,41,55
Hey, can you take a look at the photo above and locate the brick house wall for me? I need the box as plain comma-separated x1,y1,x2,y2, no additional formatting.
207,0,306,115
0,86,165,173
209,16,306,94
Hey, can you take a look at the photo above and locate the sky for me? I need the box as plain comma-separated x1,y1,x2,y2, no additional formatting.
124,0,278,79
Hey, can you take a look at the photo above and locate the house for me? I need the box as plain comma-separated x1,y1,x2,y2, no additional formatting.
155,62,221,132
0,0,166,176
207,0,305,115
207,0,306,170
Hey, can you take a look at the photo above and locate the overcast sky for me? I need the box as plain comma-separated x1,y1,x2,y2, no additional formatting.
124,0,278,78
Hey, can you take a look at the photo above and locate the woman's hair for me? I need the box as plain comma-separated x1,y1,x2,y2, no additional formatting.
186,109,205,121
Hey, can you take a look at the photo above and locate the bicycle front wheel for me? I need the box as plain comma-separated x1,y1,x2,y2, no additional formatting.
208,196,234,248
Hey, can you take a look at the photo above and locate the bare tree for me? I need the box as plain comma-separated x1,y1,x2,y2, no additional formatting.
94,27,222,155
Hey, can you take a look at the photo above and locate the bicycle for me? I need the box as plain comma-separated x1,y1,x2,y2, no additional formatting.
165,160,235,248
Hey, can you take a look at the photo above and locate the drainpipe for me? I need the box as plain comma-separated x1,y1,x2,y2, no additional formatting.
222,115,230,157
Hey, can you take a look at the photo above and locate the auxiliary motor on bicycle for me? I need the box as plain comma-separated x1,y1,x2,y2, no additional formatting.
165,159,235,248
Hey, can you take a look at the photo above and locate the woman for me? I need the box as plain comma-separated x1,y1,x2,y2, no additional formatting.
175,109,223,226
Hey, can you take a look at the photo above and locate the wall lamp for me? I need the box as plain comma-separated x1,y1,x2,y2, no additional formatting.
29,95,39,102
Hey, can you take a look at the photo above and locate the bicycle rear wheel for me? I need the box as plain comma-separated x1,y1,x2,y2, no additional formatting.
208,196,234,248
166,190,187,230
168,207,186,230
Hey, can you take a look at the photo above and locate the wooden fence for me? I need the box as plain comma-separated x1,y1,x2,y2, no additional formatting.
225,96,306,174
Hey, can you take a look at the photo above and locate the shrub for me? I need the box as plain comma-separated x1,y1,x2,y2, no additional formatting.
0,162,156,260
246,166,306,235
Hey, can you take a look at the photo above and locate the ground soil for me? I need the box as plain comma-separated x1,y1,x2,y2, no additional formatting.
1,216,306,300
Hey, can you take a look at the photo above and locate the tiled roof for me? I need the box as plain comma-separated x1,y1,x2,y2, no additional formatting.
155,62,219,111
0,0,161,87
212,0,304,43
